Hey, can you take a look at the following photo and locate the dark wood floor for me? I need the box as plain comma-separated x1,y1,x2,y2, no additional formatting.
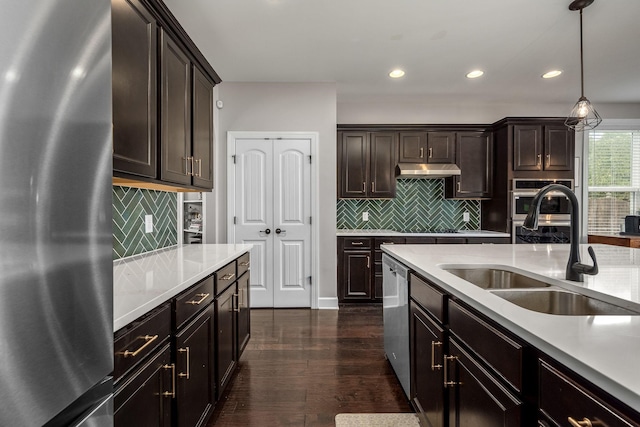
207,305,412,426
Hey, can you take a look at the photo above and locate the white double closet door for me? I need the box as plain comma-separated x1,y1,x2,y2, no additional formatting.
231,137,312,308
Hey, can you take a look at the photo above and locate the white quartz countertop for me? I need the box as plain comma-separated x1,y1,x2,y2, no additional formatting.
337,229,510,237
382,243,640,412
113,244,252,332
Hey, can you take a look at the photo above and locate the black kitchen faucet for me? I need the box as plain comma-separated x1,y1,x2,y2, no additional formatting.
522,184,598,282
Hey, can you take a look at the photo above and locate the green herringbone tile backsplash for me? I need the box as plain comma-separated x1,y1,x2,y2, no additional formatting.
337,179,480,231
113,186,177,259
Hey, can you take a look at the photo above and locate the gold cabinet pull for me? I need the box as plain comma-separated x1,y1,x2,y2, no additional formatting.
183,157,190,175
443,355,461,388
197,158,202,177
239,261,250,267
568,417,593,427
428,147,433,158
186,293,210,305
161,363,175,398
537,153,542,166
362,182,366,193
431,341,443,371
122,335,158,358
178,347,190,379
371,182,375,193
220,273,235,281
419,147,424,158
456,181,461,193
351,241,364,246
366,255,370,269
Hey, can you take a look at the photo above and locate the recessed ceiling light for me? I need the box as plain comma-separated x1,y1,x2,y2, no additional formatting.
542,70,563,79
389,69,405,78
466,70,484,79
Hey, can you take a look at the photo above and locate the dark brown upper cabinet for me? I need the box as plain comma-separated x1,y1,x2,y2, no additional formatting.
513,124,573,172
160,30,192,186
112,0,157,179
112,0,221,191
445,132,493,199
399,131,455,164
338,131,397,199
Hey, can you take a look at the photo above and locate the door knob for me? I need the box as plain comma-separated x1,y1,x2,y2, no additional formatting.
275,228,286,234
262,228,271,235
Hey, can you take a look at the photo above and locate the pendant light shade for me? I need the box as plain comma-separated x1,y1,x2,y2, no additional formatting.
564,0,601,132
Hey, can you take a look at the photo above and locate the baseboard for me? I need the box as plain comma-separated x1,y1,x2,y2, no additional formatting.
317,297,339,309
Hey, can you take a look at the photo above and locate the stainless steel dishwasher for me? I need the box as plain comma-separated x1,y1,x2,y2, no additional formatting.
382,253,410,398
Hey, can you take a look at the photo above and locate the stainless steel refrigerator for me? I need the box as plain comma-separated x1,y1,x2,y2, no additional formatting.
0,0,114,425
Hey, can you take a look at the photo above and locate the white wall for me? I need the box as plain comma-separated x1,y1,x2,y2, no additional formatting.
214,82,337,305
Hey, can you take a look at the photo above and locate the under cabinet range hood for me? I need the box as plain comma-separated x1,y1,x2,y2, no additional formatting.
395,163,461,179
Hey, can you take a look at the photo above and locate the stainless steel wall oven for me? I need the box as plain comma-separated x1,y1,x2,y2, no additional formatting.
511,179,574,244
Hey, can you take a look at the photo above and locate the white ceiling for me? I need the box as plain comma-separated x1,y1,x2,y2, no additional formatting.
164,0,640,106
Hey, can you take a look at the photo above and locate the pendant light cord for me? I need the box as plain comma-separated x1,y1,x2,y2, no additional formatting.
580,7,585,97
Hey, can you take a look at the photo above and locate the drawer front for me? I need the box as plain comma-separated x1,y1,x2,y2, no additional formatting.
405,237,436,244
175,275,215,329
539,361,638,427
114,303,171,382
374,237,406,250
237,252,250,277
342,237,372,250
215,260,237,295
410,273,446,323
448,300,523,393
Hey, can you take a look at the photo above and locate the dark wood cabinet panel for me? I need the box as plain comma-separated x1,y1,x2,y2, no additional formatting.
237,271,251,357
513,124,573,172
411,302,445,427
544,125,574,171
215,283,236,399
428,132,456,164
513,125,543,171
342,251,372,300
399,132,427,163
448,338,522,427
339,132,368,198
114,344,173,427
175,306,214,427
446,132,492,199
160,30,192,186
112,0,157,179
191,66,214,189
369,132,397,198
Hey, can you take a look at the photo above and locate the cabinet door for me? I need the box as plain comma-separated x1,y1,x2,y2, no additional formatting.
544,125,573,171
112,0,157,178
447,338,522,427
216,283,237,399
513,125,543,171
114,344,173,427
339,132,368,198
411,302,445,427
237,271,251,357
448,132,492,199
191,66,214,189
341,250,372,301
428,132,456,164
399,132,428,163
369,132,397,198
160,30,192,186
175,306,214,427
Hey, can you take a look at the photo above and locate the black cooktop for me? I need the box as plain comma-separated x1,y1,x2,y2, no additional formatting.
405,228,459,233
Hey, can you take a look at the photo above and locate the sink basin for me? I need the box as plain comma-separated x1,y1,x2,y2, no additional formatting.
443,267,551,289
490,289,640,316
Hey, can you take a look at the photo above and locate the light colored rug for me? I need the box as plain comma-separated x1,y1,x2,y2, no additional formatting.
335,413,420,427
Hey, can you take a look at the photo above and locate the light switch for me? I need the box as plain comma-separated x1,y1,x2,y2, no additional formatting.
145,214,153,233
363,212,369,221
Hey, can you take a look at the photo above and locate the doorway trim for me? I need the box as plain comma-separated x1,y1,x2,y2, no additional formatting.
227,131,320,309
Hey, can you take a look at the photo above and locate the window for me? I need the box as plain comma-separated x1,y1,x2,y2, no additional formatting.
587,130,640,234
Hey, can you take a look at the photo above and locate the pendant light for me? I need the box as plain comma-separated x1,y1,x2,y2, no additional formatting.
565,0,601,132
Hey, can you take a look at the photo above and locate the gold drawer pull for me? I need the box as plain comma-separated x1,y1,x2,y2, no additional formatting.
239,261,250,267
186,293,210,305
178,347,190,379
220,273,235,281
431,341,442,371
568,417,593,427
351,241,364,246
443,355,461,388
162,363,175,398
122,334,158,358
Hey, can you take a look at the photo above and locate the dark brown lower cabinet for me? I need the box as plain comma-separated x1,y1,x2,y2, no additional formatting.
410,302,445,427
447,338,522,426
175,306,214,427
215,282,236,399
341,250,372,301
114,344,173,427
236,270,251,355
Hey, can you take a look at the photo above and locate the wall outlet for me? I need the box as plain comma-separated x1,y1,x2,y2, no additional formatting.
145,214,153,233
463,212,470,222
362,211,369,221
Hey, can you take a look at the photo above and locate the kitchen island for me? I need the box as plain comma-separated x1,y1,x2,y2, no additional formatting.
382,243,640,424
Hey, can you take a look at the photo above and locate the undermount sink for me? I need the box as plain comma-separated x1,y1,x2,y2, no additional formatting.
443,267,551,289
489,289,640,316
